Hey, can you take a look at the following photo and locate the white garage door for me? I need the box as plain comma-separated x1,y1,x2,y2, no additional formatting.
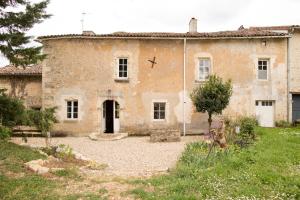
255,100,275,127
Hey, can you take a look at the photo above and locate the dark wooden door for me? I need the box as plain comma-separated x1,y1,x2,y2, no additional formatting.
292,94,300,122
105,100,114,133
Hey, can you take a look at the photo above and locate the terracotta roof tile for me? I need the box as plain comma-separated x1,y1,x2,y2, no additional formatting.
249,25,300,31
0,64,42,76
38,29,288,40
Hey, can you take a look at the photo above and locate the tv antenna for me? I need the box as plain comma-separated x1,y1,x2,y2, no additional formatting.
81,12,86,32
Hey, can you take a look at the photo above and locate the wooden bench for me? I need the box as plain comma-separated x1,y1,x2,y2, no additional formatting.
13,126,41,137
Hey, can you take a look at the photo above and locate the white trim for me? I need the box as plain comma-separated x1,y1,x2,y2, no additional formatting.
151,99,168,122
65,99,79,121
116,57,129,80
194,53,213,82
257,58,270,81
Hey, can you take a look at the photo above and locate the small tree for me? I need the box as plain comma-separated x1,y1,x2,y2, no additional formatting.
191,75,232,130
191,75,232,157
29,107,57,147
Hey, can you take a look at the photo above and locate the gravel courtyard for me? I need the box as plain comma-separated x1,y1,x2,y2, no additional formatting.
12,136,202,177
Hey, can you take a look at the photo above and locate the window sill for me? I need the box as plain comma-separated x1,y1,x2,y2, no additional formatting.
194,80,207,83
63,119,79,123
152,119,166,122
115,78,129,83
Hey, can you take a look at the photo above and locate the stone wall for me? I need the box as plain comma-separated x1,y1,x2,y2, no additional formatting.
0,76,42,108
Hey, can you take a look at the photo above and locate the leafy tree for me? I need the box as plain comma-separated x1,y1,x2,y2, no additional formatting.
190,75,232,130
29,107,57,147
0,89,25,127
0,0,50,66
191,75,232,157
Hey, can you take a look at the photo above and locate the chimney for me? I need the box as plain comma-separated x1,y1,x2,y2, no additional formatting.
82,30,95,36
189,17,198,33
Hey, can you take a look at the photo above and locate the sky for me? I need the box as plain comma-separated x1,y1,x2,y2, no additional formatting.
1,0,300,66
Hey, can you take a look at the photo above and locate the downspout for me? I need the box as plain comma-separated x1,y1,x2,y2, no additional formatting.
287,37,291,122
183,38,187,136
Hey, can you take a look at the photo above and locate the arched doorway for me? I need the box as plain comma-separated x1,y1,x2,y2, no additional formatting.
102,100,120,133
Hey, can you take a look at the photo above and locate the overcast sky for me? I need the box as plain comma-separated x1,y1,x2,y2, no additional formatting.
1,0,300,66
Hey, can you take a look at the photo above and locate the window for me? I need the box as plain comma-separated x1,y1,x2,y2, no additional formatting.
258,59,268,80
67,100,78,119
198,58,210,81
118,58,128,78
153,102,166,120
115,101,120,119
255,100,273,106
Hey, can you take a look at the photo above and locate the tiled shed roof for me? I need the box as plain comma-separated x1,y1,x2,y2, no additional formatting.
249,25,300,31
38,29,289,40
0,64,42,76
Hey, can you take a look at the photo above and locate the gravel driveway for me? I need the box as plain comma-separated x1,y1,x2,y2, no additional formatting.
12,136,202,176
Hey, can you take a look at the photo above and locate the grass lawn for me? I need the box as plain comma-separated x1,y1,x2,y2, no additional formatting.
0,141,108,200
131,127,300,199
0,127,299,199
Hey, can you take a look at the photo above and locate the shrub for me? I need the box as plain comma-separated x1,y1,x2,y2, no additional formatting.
275,120,291,128
236,116,257,147
0,126,12,140
0,89,26,127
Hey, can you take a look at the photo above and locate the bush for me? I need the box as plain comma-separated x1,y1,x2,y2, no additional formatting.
275,120,291,128
236,116,257,147
0,126,12,140
0,89,26,127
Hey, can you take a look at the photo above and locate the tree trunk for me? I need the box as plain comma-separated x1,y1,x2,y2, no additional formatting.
206,112,214,159
208,113,212,131
45,131,51,147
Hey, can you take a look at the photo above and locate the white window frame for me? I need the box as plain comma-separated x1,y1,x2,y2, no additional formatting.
152,100,168,122
198,58,211,81
257,59,269,80
117,57,128,79
66,100,78,120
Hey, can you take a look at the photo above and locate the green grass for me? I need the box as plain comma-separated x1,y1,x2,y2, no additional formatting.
131,127,300,199
0,140,61,200
52,168,81,180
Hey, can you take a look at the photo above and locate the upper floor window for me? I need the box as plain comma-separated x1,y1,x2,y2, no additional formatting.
198,58,210,81
258,59,268,80
67,100,78,119
118,58,128,79
153,102,166,120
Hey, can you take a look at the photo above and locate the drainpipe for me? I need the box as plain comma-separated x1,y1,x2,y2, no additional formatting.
183,38,187,136
287,37,291,122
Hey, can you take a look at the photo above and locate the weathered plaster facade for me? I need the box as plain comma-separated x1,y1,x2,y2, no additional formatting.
40,35,288,136
0,75,42,108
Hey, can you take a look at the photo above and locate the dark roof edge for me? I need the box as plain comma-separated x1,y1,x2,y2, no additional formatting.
37,35,290,41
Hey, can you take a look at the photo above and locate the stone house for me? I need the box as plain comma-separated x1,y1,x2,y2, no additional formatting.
1,19,300,136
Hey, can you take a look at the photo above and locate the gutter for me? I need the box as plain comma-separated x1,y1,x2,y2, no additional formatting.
183,38,187,136
287,37,291,122
36,35,290,42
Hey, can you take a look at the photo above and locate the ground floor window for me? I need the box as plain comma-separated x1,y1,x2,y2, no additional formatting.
153,102,166,120
67,100,78,119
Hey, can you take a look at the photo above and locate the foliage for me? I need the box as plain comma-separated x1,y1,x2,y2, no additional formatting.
56,144,74,159
275,120,291,128
0,0,50,66
130,127,300,199
0,89,26,127
28,107,57,135
190,75,232,128
235,116,257,147
26,107,57,146
0,125,12,140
